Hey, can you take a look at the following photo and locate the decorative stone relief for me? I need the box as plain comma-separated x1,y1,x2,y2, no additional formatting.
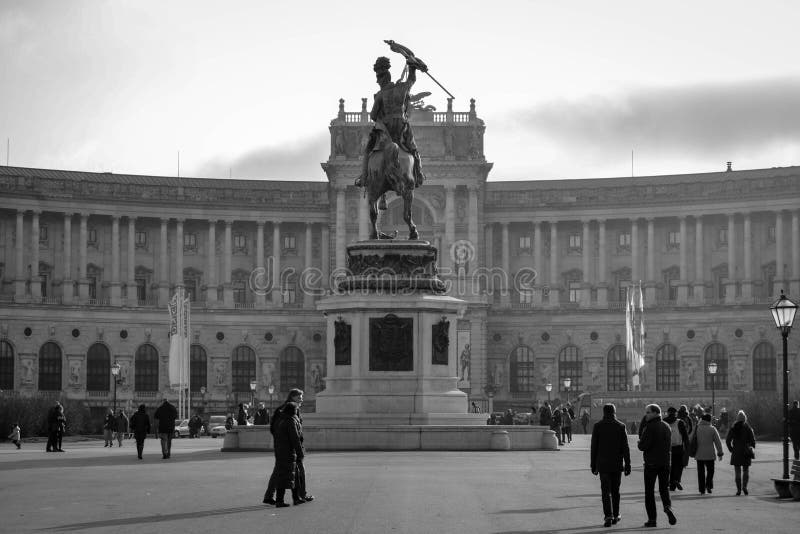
310,362,325,392
67,356,82,387
683,356,700,390
212,359,228,387
586,358,603,388
261,360,276,387
731,356,748,388
19,356,36,386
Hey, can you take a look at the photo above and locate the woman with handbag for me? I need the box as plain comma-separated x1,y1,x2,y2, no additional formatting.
726,410,756,496
691,413,724,495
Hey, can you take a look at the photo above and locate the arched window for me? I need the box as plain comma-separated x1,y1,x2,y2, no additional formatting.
86,343,110,391
231,345,256,393
704,343,728,390
607,345,627,392
190,344,208,392
134,344,159,392
38,342,62,391
510,345,535,393
752,342,776,391
558,345,582,392
0,340,14,390
655,344,679,391
280,346,305,391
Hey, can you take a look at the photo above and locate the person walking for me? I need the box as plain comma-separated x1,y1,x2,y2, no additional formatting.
8,422,21,449
590,403,631,527
677,405,693,438
153,397,178,459
691,413,724,495
271,401,304,507
54,404,67,452
103,408,116,447
45,401,62,452
254,403,269,425
236,403,248,426
129,404,151,460
263,388,313,505
115,409,129,447
539,402,552,428
562,406,573,444
726,410,756,495
664,406,689,491
581,410,590,434
789,400,800,461
637,404,676,528
552,406,563,446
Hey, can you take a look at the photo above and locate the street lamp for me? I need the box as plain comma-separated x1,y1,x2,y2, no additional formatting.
268,383,275,415
770,289,798,480
110,362,121,412
545,382,552,403
249,379,257,416
563,377,572,406
707,361,718,417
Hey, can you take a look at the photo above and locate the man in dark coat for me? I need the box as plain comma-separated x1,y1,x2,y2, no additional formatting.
637,404,676,528
263,389,313,505
539,403,552,427
129,404,151,460
153,397,178,459
254,402,269,425
45,401,62,452
664,406,689,491
591,403,631,527
272,402,304,507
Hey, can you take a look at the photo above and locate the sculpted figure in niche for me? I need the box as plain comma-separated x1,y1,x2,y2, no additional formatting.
685,359,698,387
261,361,275,388
334,129,345,156
310,364,324,392
69,360,81,385
21,359,34,384
733,359,746,385
459,343,471,382
214,362,227,386
493,362,503,388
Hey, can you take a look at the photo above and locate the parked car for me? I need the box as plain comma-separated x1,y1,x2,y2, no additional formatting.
207,415,227,438
174,419,190,438
210,425,227,438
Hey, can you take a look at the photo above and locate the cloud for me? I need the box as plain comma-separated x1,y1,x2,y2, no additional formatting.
196,133,330,181
509,77,800,160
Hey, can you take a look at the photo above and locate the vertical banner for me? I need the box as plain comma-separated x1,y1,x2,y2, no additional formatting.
625,282,646,390
168,287,191,418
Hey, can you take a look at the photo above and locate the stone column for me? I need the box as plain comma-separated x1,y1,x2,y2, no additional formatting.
14,210,25,299
549,221,560,305
175,219,184,289
776,211,785,290
255,220,266,307
533,221,543,306
581,220,591,306
645,218,657,303
207,220,217,305
468,185,479,279
335,186,346,270
742,213,753,299
272,221,282,305
30,210,41,299
321,224,330,291
693,216,705,303
110,215,121,305
631,218,640,283
157,218,169,303
126,217,135,304
597,219,608,307
304,222,314,309
725,213,737,304
791,210,800,296
444,184,456,275
484,224,493,295
500,222,510,307
358,194,369,241
78,213,90,302
678,216,689,305
223,220,233,307
63,213,74,304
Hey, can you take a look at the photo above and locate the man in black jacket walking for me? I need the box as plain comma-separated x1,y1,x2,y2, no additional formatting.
153,397,177,459
637,404,676,528
591,403,631,527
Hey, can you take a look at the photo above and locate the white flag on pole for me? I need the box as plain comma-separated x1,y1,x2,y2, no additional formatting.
168,287,189,389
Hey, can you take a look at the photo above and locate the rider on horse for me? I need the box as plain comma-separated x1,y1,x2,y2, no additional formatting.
355,55,426,190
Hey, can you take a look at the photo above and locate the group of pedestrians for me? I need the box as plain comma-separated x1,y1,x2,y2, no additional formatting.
538,402,575,446
102,408,129,447
591,401,761,529
45,401,66,452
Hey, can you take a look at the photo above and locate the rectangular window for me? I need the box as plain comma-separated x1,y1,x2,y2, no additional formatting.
568,281,581,302
519,288,533,304
135,231,147,248
233,279,246,304
618,232,631,249
39,225,48,243
40,272,48,298
518,236,531,253
768,225,776,243
667,231,680,249
568,234,582,251
718,276,728,299
88,228,97,246
183,279,197,301
183,232,197,251
136,278,147,301
718,227,728,246
668,279,678,301
618,280,631,302
283,235,296,252
282,284,296,304
88,276,97,299
233,234,246,252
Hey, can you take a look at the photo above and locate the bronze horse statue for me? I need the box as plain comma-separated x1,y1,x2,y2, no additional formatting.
363,124,420,240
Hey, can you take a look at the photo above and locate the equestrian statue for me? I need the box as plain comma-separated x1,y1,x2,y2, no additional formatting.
354,40,453,240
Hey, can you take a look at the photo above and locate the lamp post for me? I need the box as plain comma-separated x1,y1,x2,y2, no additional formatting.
563,377,572,406
483,384,496,417
545,382,552,403
770,289,798,480
707,361,718,417
110,362,121,412
249,379,257,418
268,383,275,415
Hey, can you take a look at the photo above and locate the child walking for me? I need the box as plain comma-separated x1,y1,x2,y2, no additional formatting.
8,423,21,449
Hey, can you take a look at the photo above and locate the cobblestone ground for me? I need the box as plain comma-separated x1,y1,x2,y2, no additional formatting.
0,434,797,534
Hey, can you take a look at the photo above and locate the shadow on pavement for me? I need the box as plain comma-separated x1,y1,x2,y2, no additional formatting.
0,449,239,471
494,526,670,534
40,504,268,531
494,505,594,515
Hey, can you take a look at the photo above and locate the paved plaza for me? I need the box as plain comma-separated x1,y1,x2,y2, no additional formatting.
0,434,797,534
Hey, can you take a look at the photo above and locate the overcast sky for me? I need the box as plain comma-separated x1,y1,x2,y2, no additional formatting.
1,0,799,182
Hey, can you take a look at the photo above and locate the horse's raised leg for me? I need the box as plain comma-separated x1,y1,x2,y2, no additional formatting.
403,191,418,240
369,195,379,240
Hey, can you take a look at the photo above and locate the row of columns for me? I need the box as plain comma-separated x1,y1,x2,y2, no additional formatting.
12,211,330,309
485,210,800,306
339,184,481,275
